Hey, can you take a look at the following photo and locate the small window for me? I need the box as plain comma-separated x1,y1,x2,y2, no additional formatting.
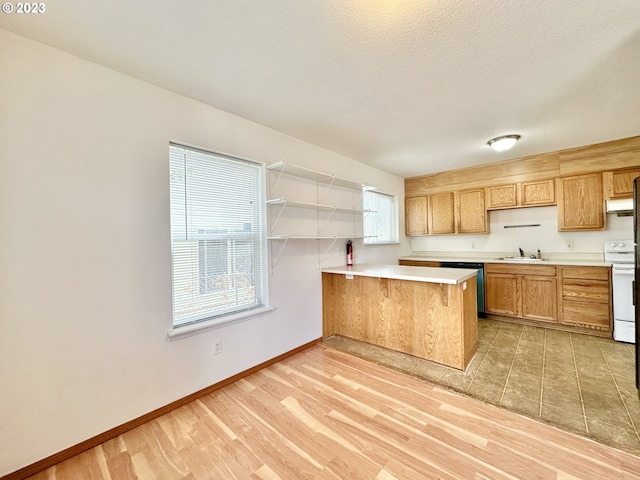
169,144,266,328
363,189,397,244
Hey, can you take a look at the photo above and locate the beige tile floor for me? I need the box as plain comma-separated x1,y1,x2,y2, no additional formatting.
324,318,640,453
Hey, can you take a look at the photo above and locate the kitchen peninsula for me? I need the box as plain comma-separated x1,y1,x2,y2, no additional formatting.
322,264,478,370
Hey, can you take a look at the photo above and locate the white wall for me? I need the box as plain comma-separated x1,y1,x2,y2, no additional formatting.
0,29,410,475
411,206,633,257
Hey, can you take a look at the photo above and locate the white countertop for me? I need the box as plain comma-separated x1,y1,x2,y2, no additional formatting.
322,263,477,285
400,255,611,267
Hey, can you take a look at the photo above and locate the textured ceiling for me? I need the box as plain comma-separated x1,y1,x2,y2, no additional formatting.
1,1,639,178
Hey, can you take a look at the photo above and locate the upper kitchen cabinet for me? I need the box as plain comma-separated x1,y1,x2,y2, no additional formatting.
557,173,605,231
603,168,640,199
485,184,517,209
405,196,428,236
404,190,485,236
428,192,455,234
455,188,487,234
486,179,555,210
520,179,555,206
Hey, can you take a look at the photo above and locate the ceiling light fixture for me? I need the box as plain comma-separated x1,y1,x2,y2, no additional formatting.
488,135,521,152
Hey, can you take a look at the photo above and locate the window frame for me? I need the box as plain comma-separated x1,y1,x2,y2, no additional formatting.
168,143,272,338
363,188,399,245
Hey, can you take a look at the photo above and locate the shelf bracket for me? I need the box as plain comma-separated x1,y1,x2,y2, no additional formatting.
318,206,338,233
269,161,287,196
317,236,339,268
270,198,287,230
318,175,337,203
270,235,289,270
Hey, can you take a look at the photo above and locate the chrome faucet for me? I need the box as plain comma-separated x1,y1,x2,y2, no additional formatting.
519,248,524,257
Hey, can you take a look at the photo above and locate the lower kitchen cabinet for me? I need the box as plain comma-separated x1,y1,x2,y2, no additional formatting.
521,275,557,322
559,266,612,331
485,263,612,334
485,264,558,322
485,272,518,316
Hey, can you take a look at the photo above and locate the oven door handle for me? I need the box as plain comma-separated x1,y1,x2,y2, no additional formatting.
613,268,635,275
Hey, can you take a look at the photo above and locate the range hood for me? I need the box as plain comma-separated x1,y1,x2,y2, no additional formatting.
606,198,634,216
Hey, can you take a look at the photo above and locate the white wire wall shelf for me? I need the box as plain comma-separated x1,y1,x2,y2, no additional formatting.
266,160,375,269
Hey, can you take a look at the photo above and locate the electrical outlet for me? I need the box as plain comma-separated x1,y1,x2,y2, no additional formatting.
213,339,222,355
471,242,477,251
567,241,574,250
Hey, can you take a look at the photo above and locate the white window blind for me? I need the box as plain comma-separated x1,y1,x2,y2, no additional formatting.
169,144,266,328
363,189,397,244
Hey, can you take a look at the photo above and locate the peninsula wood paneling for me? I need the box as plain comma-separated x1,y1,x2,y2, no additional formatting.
322,272,477,370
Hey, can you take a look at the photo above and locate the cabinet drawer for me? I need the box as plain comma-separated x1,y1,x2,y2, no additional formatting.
486,263,556,276
562,279,610,303
561,266,610,281
399,260,441,267
562,301,610,328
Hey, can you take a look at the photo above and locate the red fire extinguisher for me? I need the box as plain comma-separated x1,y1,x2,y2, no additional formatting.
346,240,354,266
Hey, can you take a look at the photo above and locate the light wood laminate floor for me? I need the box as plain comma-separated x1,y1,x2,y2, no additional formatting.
26,343,640,479
325,318,640,453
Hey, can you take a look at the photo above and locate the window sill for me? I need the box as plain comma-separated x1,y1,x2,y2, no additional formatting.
168,305,275,340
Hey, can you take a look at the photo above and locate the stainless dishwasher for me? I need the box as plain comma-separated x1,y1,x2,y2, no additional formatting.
439,262,485,318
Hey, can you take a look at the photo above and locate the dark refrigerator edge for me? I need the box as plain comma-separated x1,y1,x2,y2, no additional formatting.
634,177,639,396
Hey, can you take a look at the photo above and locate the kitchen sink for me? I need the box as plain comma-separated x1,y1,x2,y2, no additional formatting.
498,257,545,262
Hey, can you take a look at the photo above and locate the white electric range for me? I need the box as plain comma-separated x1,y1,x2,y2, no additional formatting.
604,240,635,343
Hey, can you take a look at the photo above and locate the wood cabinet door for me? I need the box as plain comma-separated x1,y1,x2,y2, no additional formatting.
557,173,605,231
486,184,517,210
521,276,557,322
520,179,555,206
405,197,428,236
428,192,455,234
603,168,640,199
485,273,518,316
455,189,487,233
561,301,611,329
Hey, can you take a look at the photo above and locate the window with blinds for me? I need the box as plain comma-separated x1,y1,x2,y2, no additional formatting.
169,144,266,328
